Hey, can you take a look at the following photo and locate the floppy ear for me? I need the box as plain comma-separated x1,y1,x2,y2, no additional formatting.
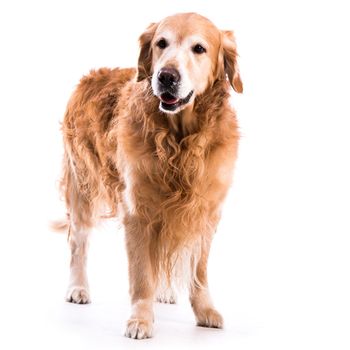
136,22,158,82
221,30,243,93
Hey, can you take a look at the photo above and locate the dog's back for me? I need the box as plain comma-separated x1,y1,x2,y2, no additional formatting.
60,67,135,225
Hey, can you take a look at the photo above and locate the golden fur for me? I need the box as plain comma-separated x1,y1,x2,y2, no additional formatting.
56,13,242,339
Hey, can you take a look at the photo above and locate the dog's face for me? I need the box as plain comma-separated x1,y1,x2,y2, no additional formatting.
137,13,243,114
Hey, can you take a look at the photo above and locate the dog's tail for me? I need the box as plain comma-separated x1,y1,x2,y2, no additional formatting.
50,213,70,233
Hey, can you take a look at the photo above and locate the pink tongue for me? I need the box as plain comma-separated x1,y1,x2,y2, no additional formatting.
161,93,179,105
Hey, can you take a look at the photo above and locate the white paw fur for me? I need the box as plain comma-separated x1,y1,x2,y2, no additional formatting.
156,287,177,304
125,318,153,339
66,286,91,304
196,308,223,328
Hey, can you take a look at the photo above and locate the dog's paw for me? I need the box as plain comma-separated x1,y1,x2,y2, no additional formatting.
125,318,153,339
66,286,91,304
156,288,177,304
196,308,223,328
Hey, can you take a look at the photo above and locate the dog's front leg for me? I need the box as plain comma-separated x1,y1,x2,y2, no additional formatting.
190,235,223,328
124,215,155,339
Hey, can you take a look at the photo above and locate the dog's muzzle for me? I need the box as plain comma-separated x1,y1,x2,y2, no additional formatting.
157,67,193,112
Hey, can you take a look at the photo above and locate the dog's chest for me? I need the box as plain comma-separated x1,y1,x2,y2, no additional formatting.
119,121,236,222
144,137,233,205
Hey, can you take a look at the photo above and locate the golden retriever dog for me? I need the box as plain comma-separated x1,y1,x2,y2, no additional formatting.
56,12,242,339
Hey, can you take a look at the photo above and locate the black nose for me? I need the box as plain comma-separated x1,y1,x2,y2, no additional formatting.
157,67,180,87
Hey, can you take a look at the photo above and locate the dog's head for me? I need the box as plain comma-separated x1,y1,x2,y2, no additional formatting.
137,13,243,114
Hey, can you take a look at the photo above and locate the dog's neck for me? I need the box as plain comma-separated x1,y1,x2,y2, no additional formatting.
165,103,196,137
158,79,230,139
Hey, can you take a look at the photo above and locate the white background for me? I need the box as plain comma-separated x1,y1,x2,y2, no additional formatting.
0,0,349,349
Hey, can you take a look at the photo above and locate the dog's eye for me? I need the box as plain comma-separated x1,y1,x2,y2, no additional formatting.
157,39,168,49
193,44,206,54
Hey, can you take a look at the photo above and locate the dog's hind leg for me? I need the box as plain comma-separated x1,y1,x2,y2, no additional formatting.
63,163,94,304
66,216,91,304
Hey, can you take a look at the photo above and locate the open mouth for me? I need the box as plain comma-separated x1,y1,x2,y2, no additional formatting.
159,90,194,112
